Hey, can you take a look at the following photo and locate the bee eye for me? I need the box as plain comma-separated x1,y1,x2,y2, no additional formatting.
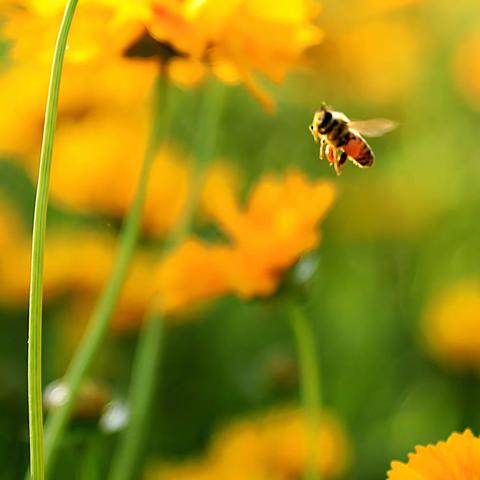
319,111,332,128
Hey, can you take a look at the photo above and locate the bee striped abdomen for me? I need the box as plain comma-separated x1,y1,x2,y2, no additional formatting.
343,133,374,167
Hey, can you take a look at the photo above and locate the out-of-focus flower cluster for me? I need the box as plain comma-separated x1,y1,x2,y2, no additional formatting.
0,169,334,328
304,0,425,106
3,0,323,109
157,169,335,315
146,407,350,480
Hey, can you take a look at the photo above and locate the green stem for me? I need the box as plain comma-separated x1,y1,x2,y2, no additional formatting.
107,308,164,480
289,304,321,480
108,80,225,480
27,1,79,479
42,75,170,479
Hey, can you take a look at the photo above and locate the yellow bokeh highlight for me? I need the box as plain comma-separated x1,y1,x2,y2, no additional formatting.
423,280,480,370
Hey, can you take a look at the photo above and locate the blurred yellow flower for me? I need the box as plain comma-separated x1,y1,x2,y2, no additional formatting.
0,215,158,330
206,169,336,297
147,407,349,480
155,169,335,315
155,239,231,316
422,280,480,369
349,0,423,17
4,1,145,65
211,408,350,479
49,109,149,218
311,19,422,105
49,112,239,237
0,58,156,163
452,29,480,110
0,201,24,251
5,0,322,109
387,429,480,480
0,228,115,304
148,0,322,109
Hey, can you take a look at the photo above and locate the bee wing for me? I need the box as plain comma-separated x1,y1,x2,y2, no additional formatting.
349,119,398,137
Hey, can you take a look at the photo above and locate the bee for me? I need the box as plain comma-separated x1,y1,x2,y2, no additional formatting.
309,105,397,175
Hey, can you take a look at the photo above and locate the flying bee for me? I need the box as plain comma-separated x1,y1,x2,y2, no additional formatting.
309,105,397,175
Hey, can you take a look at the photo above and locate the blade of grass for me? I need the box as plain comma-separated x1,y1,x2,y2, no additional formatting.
42,75,173,479
27,1,79,478
108,80,226,480
289,304,322,480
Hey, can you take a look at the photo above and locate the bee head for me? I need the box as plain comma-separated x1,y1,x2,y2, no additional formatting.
312,105,333,134
310,105,332,141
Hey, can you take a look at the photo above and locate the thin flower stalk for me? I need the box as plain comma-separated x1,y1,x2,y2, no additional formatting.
108,80,226,480
42,76,171,479
289,304,322,480
27,1,79,478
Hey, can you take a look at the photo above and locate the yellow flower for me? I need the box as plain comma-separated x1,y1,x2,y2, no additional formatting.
49,108,238,237
387,429,480,480
0,201,24,251
211,408,349,479
147,0,322,109
0,215,158,330
422,280,480,369
0,63,48,159
49,109,149,218
0,58,156,163
0,228,116,304
206,169,336,297
147,407,349,480
155,169,335,315
452,28,480,110
5,0,322,109
349,0,423,17
155,239,231,316
4,1,145,65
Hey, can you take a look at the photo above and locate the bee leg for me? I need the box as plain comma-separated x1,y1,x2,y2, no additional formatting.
335,151,348,176
319,138,326,161
326,144,337,165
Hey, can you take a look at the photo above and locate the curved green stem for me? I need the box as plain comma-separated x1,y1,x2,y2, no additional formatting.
42,75,170,479
108,80,226,480
289,304,321,480
27,1,79,479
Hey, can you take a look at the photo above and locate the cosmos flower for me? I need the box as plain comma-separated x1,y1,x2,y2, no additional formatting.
4,0,322,109
205,168,336,298
155,239,231,316
147,0,323,108
146,407,349,480
155,169,335,315
387,429,480,480
422,280,480,369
